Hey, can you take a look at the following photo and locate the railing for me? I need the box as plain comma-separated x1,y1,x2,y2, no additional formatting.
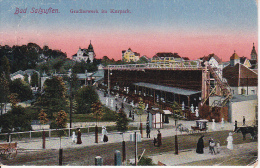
208,65,232,107
105,61,203,70
0,126,97,142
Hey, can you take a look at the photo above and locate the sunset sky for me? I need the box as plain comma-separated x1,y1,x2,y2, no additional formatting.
0,0,258,61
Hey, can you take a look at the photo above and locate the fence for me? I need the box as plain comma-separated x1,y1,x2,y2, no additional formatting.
0,126,99,142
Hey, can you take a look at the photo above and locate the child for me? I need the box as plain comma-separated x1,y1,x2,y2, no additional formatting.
216,141,220,153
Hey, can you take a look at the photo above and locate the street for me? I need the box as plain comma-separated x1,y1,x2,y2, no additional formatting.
1,130,256,166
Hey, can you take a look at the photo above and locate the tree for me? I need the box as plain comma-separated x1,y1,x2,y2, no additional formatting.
8,93,20,107
9,78,33,102
137,97,145,121
75,86,99,114
116,108,129,132
55,110,68,128
0,73,9,115
34,76,67,118
1,56,11,81
172,101,183,117
0,105,31,132
39,110,49,125
31,72,39,87
91,101,103,125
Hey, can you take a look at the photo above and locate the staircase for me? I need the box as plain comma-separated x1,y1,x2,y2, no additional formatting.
208,65,232,107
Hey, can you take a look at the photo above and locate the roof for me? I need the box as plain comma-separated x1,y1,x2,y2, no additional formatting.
230,52,239,60
133,82,201,96
201,53,222,63
230,94,257,103
223,63,258,87
155,52,181,58
240,56,248,64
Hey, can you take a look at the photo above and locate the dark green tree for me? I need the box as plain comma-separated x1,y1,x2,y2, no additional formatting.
31,72,39,87
1,56,11,80
9,78,33,102
0,105,31,133
75,86,99,114
0,73,9,115
34,76,67,118
116,108,129,132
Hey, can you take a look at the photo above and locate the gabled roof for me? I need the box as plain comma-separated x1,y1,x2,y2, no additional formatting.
223,63,258,87
240,56,249,64
200,53,221,63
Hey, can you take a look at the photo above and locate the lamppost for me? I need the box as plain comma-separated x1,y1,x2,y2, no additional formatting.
69,75,73,136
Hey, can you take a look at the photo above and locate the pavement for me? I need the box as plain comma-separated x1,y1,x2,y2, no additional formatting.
149,141,258,166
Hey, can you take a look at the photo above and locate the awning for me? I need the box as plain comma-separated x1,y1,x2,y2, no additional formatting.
133,82,201,96
163,110,172,114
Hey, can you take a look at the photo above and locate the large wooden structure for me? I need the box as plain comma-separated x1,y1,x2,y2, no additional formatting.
103,62,232,121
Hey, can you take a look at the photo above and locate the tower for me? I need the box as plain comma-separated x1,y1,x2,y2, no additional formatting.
230,50,240,66
251,43,257,61
88,40,95,63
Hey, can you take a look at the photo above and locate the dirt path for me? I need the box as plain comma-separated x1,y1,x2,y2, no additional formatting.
1,130,255,166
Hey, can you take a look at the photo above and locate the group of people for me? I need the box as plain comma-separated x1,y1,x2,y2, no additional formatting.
196,132,233,154
71,126,109,144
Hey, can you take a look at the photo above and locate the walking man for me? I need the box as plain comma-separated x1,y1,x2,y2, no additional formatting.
146,123,150,138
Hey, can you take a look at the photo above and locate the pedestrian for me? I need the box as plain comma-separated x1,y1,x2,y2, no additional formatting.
115,104,118,111
243,116,245,126
146,123,150,138
76,128,82,144
132,114,134,121
101,126,108,142
72,131,76,143
227,132,233,150
234,120,238,132
216,141,220,154
121,102,124,109
157,130,162,147
209,138,216,155
196,135,204,154
129,110,132,117
153,137,157,146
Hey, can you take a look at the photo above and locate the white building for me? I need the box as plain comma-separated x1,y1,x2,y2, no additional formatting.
72,41,95,63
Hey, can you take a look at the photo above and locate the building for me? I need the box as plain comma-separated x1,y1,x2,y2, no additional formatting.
151,52,182,64
228,94,257,124
223,63,258,96
11,69,39,84
122,48,140,62
230,51,240,67
72,41,96,63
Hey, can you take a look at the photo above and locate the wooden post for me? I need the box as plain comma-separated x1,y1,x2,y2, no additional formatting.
42,130,45,149
122,141,126,163
175,135,178,155
59,148,63,165
135,132,137,166
95,125,98,143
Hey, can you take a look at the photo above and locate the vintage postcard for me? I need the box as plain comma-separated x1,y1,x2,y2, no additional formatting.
0,0,258,166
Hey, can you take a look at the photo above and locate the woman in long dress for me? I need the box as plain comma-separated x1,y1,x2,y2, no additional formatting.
76,128,82,144
227,132,233,150
101,126,108,142
196,135,204,154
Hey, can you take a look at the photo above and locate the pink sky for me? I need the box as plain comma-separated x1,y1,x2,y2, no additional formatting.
1,30,257,62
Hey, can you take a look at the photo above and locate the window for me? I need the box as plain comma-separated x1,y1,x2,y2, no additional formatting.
251,90,255,95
